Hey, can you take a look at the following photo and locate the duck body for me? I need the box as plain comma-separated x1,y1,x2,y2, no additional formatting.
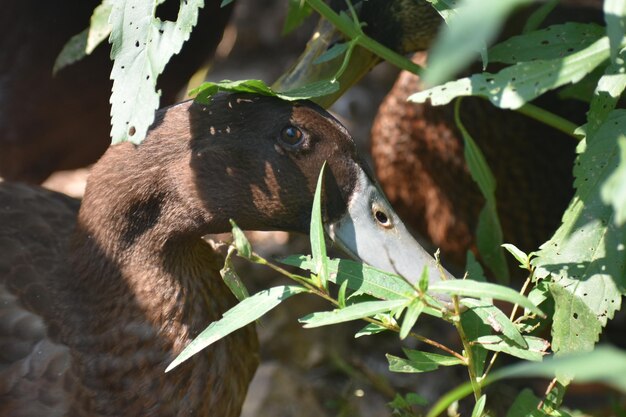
1,93,450,416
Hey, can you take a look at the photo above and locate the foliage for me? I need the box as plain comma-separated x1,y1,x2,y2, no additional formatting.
60,0,626,415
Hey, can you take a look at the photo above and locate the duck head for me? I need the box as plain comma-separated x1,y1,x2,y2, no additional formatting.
176,92,453,285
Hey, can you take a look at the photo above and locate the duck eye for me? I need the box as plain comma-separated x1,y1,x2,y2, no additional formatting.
280,126,303,146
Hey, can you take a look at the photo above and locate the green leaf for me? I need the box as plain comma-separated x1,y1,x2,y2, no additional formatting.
465,251,487,282
53,0,113,74
429,280,544,316
282,0,313,35
461,308,490,378
337,279,348,308
276,80,341,100
522,0,559,34
604,0,626,63
424,0,457,23
472,394,487,417
461,298,527,348
166,285,307,371
533,110,626,354
411,36,612,110
601,136,626,225
490,23,605,64
474,335,549,361
387,349,463,373
109,0,203,144
229,220,252,259
313,42,349,64
300,299,406,328
389,392,428,409
586,49,626,137
310,162,329,289
502,243,530,270
354,322,388,338
455,99,508,282
493,345,626,392
220,246,250,302
423,0,532,86
399,298,425,340
505,389,543,417
526,280,551,315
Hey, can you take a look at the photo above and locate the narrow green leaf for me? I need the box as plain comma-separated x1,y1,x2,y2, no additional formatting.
337,279,349,308
310,163,329,289
465,251,487,282
522,0,559,33
282,0,313,35
474,335,549,361
412,36,612,110
418,266,430,293
429,280,544,316
604,0,626,63
276,80,341,100
229,220,252,259
166,285,307,371
502,243,530,270
387,350,463,373
53,29,89,75
533,110,626,354
455,99,508,282
220,246,250,302
493,346,626,392
461,308,490,379
490,23,605,64
423,0,532,86
299,299,406,328
354,322,387,338
461,298,527,348
313,42,349,64
389,393,428,409
472,394,487,417
399,298,425,340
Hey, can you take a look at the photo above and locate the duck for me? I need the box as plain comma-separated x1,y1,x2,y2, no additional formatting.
0,92,452,417
0,0,232,183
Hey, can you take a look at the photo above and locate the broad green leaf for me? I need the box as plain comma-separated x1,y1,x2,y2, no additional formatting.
166,285,307,371
354,322,387,338
472,394,487,417
313,42,349,64
429,280,544,316
465,251,487,282
526,280,550,316
399,298,425,340
505,389,543,417
411,36,611,110
230,220,252,259
423,0,532,86
490,23,605,64
455,99,508,282
601,136,626,225
109,0,203,144
387,349,463,373
220,246,250,302
586,49,626,137
461,298,526,348
310,163,329,288
502,243,530,270
533,110,626,354
493,345,626,392
53,0,113,74
474,335,549,361
604,0,626,62
299,299,406,328
283,0,313,35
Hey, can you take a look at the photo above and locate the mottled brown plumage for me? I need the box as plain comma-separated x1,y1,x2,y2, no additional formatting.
0,93,370,416
371,57,581,270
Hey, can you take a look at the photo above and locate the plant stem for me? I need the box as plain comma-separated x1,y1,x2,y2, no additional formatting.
304,0,424,75
452,295,482,400
517,102,580,140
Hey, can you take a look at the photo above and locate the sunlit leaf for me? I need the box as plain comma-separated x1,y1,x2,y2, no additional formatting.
354,322,388,338
387,349,463,373
586,48,626,137
167,285,307,371
533,110,626,354
220,246,250,302
461,298,526,348
109,0,204,144
472,394,487,417
411,36,612,110
502,243,531,270
230,220,252,259
300,299,406,328
310,163,329,288
474,335,549,361
604,0,626,63
399,298,425,340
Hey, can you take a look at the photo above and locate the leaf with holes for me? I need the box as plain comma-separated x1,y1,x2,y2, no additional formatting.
532,110,626,355
109,0,204,144
411,36,611,110
489,23,605,64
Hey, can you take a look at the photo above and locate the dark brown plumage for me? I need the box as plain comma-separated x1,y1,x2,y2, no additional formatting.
0,0,232,183
371,55,581,270
0,93,375,416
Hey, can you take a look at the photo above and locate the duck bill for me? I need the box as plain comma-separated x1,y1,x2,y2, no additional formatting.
327,166,455,290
